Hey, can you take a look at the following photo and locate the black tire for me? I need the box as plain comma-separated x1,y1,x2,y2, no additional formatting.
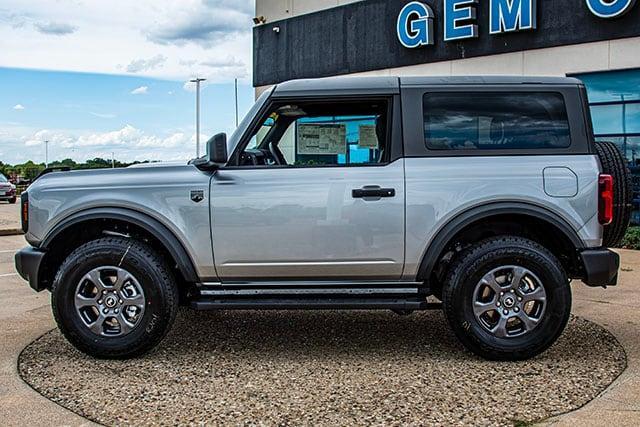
9,197,16,204
442,236,571,361
595,141,633,247
51,237,179,358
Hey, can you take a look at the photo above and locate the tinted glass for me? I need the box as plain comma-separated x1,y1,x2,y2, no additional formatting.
578,69,640,103
423,92,571,150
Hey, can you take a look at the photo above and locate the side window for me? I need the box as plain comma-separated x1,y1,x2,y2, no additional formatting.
237,100,389,167
423,92,571,150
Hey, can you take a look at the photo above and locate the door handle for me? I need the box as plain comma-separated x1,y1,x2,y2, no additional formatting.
352,186,396,198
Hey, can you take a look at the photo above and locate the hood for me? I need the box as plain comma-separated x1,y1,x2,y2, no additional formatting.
127,161,188,169
28,161,202,192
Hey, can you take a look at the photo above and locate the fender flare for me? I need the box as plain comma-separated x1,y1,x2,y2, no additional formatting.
416,202,584,282
41,207,199,282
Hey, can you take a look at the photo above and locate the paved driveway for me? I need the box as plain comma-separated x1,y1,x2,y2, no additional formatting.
0,202,21,232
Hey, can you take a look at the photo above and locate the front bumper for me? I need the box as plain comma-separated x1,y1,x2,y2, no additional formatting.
580,248,620,287
15,246,46,291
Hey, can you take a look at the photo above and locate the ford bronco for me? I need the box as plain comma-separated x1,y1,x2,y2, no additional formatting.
15,76,631,360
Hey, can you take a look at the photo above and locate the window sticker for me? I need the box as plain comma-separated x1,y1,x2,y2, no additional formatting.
297,123,347,155
358,124,379,148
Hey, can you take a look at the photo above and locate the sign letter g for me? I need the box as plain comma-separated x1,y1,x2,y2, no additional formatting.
397,1,435,48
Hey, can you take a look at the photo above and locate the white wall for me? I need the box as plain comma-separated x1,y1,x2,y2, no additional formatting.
255,0,361,22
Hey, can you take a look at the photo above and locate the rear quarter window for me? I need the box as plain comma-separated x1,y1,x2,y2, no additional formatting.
423,92,571,151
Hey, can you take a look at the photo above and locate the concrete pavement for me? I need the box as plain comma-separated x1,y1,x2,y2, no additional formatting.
0,202,21,234
0,233,637,426
543,249,640,426
0,234,92,426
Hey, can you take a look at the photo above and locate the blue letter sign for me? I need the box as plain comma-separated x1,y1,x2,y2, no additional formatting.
586,0,636,18
397,1,435,48
444,0,479,41
489,0,537,34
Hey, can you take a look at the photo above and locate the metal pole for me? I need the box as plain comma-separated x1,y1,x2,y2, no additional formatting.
190,77,206,157
112,152,115,168
235,78,239,127
45,140,49,168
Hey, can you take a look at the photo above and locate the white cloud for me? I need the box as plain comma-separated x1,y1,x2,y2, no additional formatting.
130,86,148,95
13,104,25,110
0,0,254,82
34,21,77,35
89,112,116,119
125,54,167,73
7,125,200,163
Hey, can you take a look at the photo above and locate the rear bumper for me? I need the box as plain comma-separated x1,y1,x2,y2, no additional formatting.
14,246,46,291
580,248,619,287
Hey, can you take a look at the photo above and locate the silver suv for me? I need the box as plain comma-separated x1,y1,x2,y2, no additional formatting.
15,76,630,360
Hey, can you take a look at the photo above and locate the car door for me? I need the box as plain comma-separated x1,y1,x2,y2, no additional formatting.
209,96,405,281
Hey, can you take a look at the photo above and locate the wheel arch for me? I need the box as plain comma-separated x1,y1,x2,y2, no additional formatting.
39,207,199,287
416,202,585,283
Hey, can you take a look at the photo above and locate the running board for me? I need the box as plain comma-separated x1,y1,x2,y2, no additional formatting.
191,281,434,311
191,298,433,311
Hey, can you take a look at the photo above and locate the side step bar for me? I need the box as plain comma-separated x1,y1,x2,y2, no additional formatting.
192,298,437,310
191,281,436,311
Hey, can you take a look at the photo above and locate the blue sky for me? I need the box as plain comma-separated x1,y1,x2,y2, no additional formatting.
0,0,255,164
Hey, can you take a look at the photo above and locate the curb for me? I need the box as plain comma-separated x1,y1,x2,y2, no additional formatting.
0,229,24,236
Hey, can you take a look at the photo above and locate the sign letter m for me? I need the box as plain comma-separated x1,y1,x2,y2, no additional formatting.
490,0,537,34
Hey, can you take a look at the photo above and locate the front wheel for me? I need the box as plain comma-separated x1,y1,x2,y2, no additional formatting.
9,197,16,204
442,236,571,361
51,237,179,358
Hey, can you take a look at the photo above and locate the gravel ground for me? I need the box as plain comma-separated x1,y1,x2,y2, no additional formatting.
19,309,626,426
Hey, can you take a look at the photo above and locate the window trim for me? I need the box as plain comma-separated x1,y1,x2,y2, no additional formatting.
224,95,399,170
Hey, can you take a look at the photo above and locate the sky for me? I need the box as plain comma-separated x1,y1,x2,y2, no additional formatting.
0,0,256,164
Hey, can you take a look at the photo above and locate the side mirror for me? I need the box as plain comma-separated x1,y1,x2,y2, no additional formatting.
207,133,228,164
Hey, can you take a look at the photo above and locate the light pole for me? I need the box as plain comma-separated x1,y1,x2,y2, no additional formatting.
235,78,239,127
190,77,206,157
44,140,49,168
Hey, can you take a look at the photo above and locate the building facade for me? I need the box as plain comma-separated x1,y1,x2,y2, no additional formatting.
253,0,640,221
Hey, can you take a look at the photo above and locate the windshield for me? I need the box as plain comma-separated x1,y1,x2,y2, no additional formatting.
0,174,7,182
226,87,273,155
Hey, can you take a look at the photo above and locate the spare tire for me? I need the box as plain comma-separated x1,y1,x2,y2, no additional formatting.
595,141,633,247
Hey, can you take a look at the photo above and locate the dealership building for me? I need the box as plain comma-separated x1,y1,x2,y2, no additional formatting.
253,0,640,218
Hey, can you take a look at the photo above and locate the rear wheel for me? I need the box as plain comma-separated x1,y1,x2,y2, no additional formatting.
442,236,571,361
51,237,179,358
595,141,633,247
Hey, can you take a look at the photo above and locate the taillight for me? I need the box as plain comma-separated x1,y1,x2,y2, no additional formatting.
21,192,29,233
598,174,613,226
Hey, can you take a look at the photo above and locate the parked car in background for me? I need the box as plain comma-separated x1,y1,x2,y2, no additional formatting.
0,173,17,203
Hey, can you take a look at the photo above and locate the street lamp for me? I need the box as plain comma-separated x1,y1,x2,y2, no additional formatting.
44,140,49,168
190,77,206,157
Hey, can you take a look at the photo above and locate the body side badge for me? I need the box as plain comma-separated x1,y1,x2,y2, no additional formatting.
190,190,205,203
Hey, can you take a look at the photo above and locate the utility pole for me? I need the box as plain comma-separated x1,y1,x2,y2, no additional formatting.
190,77,206,157
235,78,239,127
44,140,49,168
111,152,115,168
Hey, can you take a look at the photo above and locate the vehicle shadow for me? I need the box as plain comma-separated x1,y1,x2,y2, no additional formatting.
161,308,469,361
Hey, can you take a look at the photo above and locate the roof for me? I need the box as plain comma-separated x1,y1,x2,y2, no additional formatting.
272,75,583,96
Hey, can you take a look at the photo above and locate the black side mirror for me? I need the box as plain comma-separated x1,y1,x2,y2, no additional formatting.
207,133,228,164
